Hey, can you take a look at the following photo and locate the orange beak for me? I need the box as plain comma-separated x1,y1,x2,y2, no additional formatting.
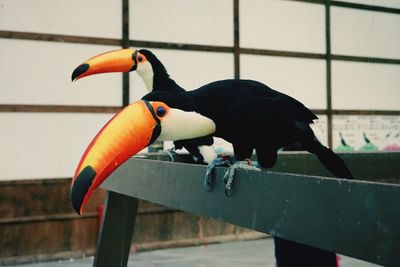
71,48,137,81
71,100,161,215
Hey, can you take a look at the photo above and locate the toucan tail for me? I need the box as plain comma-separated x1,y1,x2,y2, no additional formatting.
304,137,353,179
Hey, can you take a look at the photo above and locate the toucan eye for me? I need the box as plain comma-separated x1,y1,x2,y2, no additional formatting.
138,56,143,62
156,106,166,117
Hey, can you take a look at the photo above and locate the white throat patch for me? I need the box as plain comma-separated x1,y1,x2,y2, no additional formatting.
136,61,154,92
157,109,216,141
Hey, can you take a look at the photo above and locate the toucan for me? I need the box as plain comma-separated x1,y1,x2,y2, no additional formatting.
71,49,353,267
71,49,216,164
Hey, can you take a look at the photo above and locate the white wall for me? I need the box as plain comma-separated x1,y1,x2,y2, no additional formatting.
0,39,122,106
0,113,113,179
332,61,400,110
331,7,400,59
0,0,399,179
130,0,233,46
0,0,121,38
240,0,325,53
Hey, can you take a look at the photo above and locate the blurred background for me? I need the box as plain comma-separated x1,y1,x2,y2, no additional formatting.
0,0,399,264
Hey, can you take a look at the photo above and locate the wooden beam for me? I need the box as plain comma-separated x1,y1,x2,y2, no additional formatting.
101,153,400,266
0,30,121,46
0,104,121,113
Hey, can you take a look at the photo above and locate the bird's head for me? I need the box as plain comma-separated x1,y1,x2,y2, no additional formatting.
71,99,215,215
71,48,168,92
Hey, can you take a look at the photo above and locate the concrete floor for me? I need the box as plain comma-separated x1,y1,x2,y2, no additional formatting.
13,238,380,267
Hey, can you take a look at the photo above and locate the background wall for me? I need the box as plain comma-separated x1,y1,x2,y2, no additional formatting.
1,0,400,263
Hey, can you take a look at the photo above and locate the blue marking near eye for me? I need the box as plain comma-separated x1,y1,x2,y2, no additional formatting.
156,106,166,117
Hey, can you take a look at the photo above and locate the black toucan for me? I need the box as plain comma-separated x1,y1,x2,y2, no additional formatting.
71,49,353,267
71,49,216,164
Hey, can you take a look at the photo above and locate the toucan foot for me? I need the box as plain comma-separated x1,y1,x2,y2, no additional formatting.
223,160,261,196
204,155,235,192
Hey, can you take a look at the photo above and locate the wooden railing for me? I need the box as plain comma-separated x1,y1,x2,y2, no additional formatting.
94,152,400,267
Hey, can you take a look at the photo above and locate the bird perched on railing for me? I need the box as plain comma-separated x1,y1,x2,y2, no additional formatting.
71,48,353,267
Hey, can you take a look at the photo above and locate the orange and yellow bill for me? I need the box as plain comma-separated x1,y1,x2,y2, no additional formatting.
71,100,160,215
71,48,137,81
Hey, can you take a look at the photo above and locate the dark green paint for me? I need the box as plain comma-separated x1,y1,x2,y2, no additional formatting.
98,152,400,266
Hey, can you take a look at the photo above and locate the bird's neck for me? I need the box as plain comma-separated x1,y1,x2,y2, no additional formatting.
153,76,185,93
136,61,154,92
137,61,184,93
140,70,154,92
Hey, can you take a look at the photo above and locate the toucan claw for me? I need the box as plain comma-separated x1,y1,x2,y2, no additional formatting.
204,156,261,197
203,155,235,192
221,160,261,197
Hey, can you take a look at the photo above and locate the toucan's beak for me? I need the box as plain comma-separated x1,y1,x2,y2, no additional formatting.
70,100,161,215
71,48,137,81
